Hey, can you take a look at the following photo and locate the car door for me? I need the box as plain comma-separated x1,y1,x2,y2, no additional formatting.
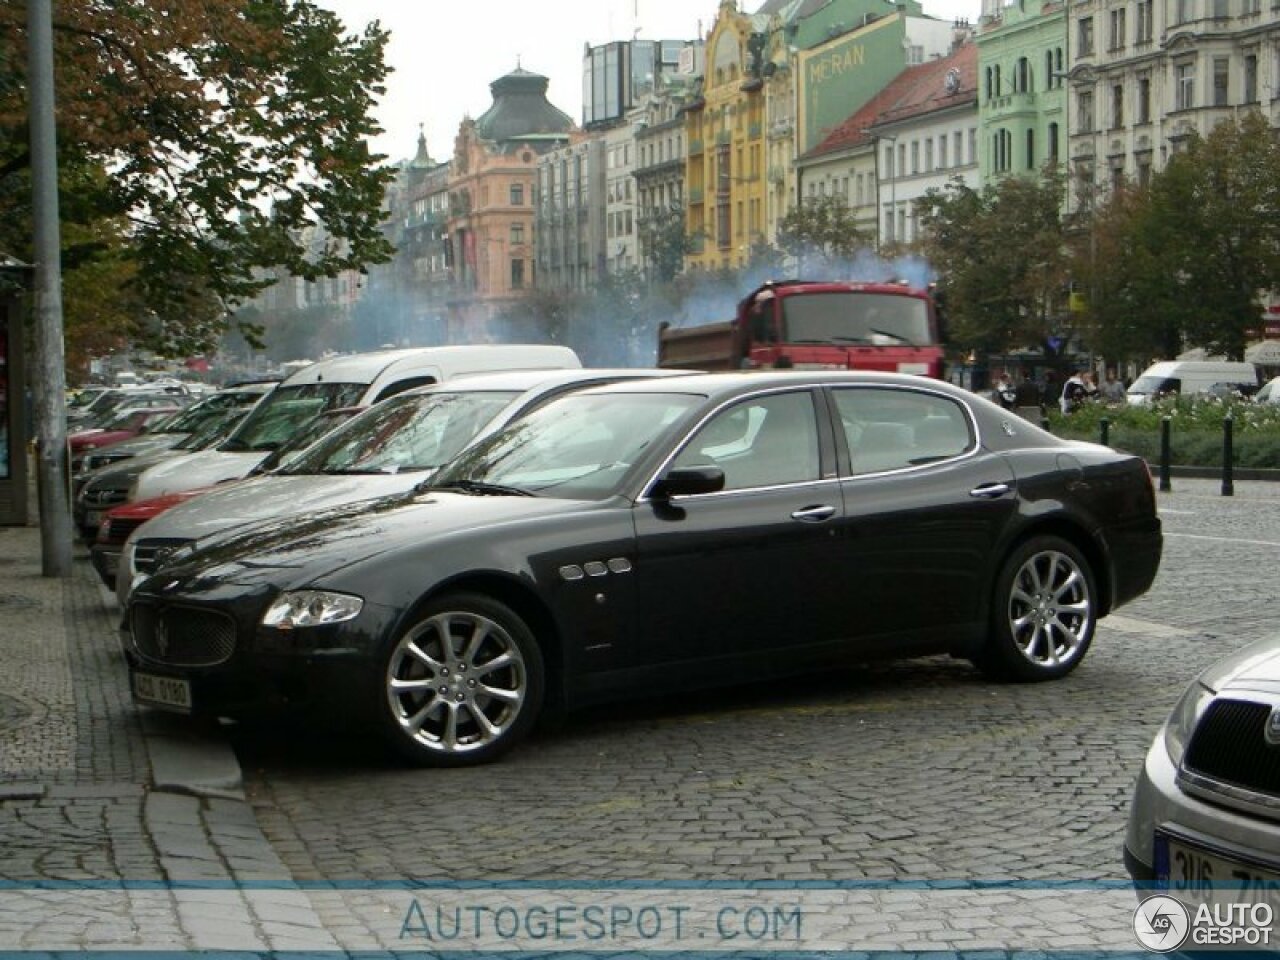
828,384,1019,644
632,388,848,670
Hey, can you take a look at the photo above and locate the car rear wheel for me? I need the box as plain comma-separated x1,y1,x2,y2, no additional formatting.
977,535,1096,682
379,593,544,766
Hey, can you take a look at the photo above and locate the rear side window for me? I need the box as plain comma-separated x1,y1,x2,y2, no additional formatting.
833,388,972,475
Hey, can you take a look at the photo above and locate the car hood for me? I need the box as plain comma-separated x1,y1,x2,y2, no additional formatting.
134,472,427,543
132,450,267,500
149,491,590,591
83,447,196,493
1200,637,1280,694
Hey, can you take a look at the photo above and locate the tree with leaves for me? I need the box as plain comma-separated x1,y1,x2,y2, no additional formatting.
636,204,696,284
0,0,395,358
776,194,869,274
915,168,1072,359
1138,112,1280,361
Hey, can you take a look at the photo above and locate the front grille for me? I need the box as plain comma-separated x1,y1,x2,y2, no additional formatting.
1184,698,1280,799
133,537,193,575
102,517,146,544
131,603,236,667
83,488,128,508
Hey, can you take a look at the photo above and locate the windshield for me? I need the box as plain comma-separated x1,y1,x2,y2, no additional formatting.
255,408,368,473
219,382,364,452
432,392,698,500
161,391,264,435
1128,376,1179,396
782,292,933,347
176,411,248,451
286,391,520,475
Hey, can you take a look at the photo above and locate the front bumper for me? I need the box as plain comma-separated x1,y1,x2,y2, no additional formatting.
89,545,120,589
1124,726,1280,886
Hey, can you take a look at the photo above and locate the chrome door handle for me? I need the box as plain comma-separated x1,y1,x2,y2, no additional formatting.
970,482,1012,499
791,505,836,522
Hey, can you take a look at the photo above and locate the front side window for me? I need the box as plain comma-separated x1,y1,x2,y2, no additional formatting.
671,391,820,491
833,388,973,475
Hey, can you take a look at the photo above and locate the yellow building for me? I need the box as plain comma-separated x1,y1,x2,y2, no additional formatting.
685,0,768,272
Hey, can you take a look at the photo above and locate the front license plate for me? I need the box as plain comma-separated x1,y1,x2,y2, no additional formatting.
133,671,192,712
1159,832,1280,912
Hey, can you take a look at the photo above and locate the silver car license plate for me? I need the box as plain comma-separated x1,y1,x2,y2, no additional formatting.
132,671,192,712
1160,833,1280,912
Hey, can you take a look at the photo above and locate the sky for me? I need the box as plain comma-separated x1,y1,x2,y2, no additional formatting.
314,0,983,166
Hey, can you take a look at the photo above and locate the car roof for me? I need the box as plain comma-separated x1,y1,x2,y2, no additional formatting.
562,370,965,400
278,345,580,386
396,367,691,396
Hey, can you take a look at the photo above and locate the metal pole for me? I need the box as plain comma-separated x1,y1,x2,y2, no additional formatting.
1222,415,1234,497
1099,416,1109,447
1159,415,1172,493
26,0,72,575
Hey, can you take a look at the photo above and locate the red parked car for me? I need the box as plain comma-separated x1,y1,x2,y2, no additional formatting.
69,406,182,454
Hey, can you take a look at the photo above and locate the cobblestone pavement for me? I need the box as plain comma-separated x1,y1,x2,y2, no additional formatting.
1,477,1277,953
220,477,1280,950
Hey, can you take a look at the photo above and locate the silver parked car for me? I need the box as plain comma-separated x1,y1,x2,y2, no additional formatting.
1125,637,1280,910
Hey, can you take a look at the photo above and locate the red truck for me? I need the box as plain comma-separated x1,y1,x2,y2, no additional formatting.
658,279,946,377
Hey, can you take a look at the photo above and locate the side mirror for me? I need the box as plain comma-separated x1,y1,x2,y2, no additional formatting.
650,466,725,500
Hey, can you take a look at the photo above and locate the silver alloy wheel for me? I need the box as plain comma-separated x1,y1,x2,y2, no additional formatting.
1006,548,1093,668
385,611,527,756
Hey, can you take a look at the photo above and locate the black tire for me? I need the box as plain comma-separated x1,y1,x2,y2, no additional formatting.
975,535,1097,682
377,592,545,766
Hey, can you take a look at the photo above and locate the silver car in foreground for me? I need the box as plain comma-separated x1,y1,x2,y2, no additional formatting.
1125,638,1280,914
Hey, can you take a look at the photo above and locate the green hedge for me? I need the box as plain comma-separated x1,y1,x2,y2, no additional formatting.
1046,395,1280,469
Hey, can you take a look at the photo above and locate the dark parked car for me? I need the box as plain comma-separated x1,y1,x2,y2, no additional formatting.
125,372,1163,765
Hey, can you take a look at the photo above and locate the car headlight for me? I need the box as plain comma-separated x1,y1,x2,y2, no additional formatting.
261,590,364,629
1163,682,1215,765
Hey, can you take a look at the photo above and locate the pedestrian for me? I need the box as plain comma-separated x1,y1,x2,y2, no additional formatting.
1100,369,1127,404
1060,369,1087,414
994,373,1017,410
1082,370,1100,403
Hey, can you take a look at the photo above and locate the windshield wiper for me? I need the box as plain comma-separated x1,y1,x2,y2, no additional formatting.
868,328,911,344
425,479,535,497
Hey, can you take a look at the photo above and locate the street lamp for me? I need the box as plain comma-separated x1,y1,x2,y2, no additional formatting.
865,129,899,248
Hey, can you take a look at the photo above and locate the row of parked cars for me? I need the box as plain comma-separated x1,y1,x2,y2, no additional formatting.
71,344,1276,928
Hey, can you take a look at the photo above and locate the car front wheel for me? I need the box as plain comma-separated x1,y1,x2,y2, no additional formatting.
379,593,544,766
977,535,1097,682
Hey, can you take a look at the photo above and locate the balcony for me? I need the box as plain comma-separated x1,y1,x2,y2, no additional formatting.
749,122,762,140
688,187,704,204
688,138,704,156
987,90,1040,120
715,129,731,145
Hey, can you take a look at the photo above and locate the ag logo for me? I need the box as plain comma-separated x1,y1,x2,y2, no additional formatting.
1133,895,1190,952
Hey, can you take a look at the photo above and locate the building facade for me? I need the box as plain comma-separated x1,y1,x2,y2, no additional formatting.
534,134,607,291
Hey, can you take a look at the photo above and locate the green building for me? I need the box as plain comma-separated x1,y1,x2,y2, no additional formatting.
976,0,1066,186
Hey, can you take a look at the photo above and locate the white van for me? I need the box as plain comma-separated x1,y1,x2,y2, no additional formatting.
129,345,580,500
1126,360,1259,405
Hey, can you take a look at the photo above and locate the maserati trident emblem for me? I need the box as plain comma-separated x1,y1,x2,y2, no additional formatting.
1265,707,1280,747
153,619,170,657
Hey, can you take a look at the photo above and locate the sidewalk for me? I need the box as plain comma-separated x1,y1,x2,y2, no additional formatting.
0,521,339,951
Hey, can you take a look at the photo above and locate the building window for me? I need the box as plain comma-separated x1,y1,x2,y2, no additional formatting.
885,211,895,243
1244,53,1258,102
885,145,894,177
911,140,919,174
1026,128,1035,169
1078,90,1095,132
1078,17,1095,55
510,223,524,245
1175,62,1195,110
898,143,907,176
955,131,964,165
1137,157,1152,187
1109,7,1127,49
968,128,977,164
1048,122,1060,163
1212,0,1228,16
1045,50,1055,88
510,183,524,205
1138,74,1152,121
1112,83,1125,127
510,258,524,289
925,138,934,171
1137,0,1154,39
939,135,948,168
1174,0,1193,24
1243,0,1259,12
1015,56,1031,92
1110,162,1125,193
1213,57,1230,105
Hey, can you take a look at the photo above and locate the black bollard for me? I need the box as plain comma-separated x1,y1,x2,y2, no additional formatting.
1222,415,1234,497
1099,417,1110,447
1041,416,1051,433
1159,416,1172,492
